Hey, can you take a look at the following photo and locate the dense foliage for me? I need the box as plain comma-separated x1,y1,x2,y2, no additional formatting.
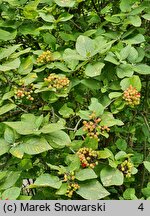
0,0,150,200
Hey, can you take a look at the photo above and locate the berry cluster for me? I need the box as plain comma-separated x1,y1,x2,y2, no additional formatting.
63,172,80,198
14,83,35,101
77,147,98,169
83,112,110,140
44,73,70,90
123,85,140,106
118,160,133,178
66,183,80,198
37,50,53,63
63,172,75,182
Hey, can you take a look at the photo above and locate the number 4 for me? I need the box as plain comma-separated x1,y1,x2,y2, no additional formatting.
138,203,144,211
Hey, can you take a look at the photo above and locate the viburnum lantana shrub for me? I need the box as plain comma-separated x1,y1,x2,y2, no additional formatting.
0,0,149,200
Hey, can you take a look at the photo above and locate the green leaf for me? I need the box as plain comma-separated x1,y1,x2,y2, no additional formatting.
2,91,14,101
142,14,150,21
0,104,16,116
123,188,137,200
120,45,131,60
104,52,120,65
85,62,105,77
120,0,132,12
134,64,150,75
0,58,20,71
0,138,10,156
128,15,141,27
21,137,52,155
124,34,145,45
115,151,127,160
0,171,20,190
56,183,68,195
76,180,110,200
100,166,124,186
21,73,37,85
115,138,127,151
46,130,71,149
3,121,36,135
59,104,74,118
57,12,73,22
127,47,138,63
88,98,104,116
98,148,112,159
4,127,15,144
109,92,122,99
0,44,20,60
143,161,150,173
18,56,33,75
0,29,17,41
40,123,64,134
120,75,141,91
100,112,124,127
10,145,24,159
54,0,75,7
75,168,97,181
2,187,21,200
29,174,61,189
68,154,80,171
39,12,55,22
76,35,97,58
116,64,134,78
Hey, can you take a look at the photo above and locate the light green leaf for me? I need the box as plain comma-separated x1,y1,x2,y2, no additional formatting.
57,12,73,22
124,34,145,45
120,45,131,60
39,12,55,22
54,0,75,7
128,15,141,27
2,91,14,101
100,112,124,127
0,29,17,41
143,161,150,173
88,98,104,116
0,171,20,190
0,44,20,60
120,75,141,91
3,121,36,135
109,92,122,99
0,58,20,71
46,130,71,148
59,104,74,118
0,138,10,156
116,64,134,78
134,64,150,75
76,180,110,200
4,127,15,144
98,148,112,159
123,188,137,200
0,104,16,116
76,35,97,58
104,52,120,65
29,174,61,189
75,168,97,181
40,123,64,134
18,56,33,75
2,187,21,200
100,166,124,186
21,137,52,155
142,14,150,21
85,62,105,77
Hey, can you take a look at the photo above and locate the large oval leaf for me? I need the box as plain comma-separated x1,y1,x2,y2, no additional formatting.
100,166,124,186
76,180,110,200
